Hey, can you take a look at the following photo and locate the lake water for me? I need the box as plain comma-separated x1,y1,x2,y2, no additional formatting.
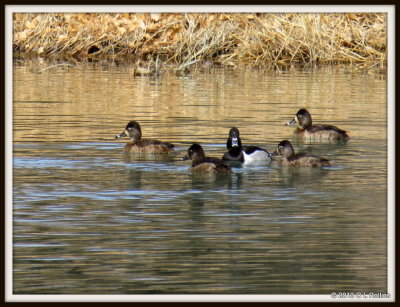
10,61,390,299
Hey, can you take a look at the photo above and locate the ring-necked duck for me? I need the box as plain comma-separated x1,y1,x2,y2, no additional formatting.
115,121,175,153
271,140,331,167
222,127,271,163
286,108,349,142
186,143,232,174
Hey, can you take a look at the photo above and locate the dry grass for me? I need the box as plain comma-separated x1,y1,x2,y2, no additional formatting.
13,13,387,70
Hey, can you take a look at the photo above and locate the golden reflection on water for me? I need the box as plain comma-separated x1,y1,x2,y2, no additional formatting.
13,63,386,145
12,62,388,295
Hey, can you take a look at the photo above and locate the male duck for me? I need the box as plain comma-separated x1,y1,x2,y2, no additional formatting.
286,108,349,142
222,127,271,163
115,121,175,153
271,140,331,167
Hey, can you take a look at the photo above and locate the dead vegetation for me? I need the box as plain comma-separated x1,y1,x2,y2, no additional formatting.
13,13,387,71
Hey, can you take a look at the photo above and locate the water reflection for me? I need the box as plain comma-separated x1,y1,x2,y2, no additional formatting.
13,63,386,145
12,62,387,295
122,152,179,163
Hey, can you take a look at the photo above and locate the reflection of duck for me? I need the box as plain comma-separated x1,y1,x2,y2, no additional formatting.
286,108,349,142
271,140,331,167
115,121,175,154
272,164,330,188
186,143,232,174
222,127,271,164
122,152,177,163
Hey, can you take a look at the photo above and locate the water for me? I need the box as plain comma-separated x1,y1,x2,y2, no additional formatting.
11,62,388,296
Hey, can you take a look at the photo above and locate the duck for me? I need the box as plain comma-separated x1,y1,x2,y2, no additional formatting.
286,108,349,142
115,121,175,153
222,127,271,163
186,143,232,174
271,140,331,167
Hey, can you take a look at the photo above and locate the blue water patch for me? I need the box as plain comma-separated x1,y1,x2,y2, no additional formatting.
62,142,121,150
13,243,67,248
13,156,124,171
13,157,81,169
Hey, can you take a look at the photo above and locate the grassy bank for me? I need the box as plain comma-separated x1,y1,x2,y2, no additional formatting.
13,13,386,71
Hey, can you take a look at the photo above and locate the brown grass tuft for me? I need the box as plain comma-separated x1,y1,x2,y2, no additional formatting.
13,13,387,70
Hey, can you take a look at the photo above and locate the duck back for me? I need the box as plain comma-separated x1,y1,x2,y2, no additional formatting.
125,139,175,153
295,124,349,141
284,153,331,167
192,162,232,174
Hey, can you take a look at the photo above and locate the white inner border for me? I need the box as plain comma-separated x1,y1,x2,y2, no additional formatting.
5,5,395,303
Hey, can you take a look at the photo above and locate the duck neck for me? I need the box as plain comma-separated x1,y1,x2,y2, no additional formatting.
128,130,142,144
300,117,312,129
192,155,206,167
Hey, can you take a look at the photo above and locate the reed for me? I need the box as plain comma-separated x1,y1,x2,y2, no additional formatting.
13,13,387,70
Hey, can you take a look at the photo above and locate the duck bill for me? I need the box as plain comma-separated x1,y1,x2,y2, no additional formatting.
286,119,297,126
115,130,127,139
269,151,279,157
231,137,239,147
180,155,190,161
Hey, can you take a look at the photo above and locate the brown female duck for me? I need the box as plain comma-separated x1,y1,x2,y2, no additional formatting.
271,140,331,167
286,108,349,142
115,121,175,153
186,143,232,174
